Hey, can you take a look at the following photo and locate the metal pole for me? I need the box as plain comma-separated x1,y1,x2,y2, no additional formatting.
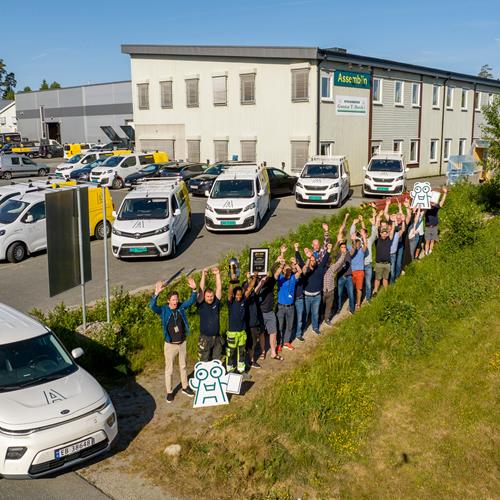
102,184,111,323
76,187,87,330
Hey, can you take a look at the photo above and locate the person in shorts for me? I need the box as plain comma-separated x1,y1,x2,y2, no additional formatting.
424,187,447,255
348,217,368,311
373,223,396,294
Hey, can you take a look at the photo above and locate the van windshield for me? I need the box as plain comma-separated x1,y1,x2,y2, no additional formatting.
0,333,77,393
67,154,83,164
368,159,403,172
211,179,254,198
301,164,339,179
118,197,169,220
102,156,124,167
0,199,29,224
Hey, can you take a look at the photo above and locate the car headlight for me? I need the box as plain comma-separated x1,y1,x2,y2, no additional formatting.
154,224,169,234
297,181,304,188
0,230,5,236
244,202,255,211
329,182,339,189
395,176,404,182
112,227,122,236
206,205,214,212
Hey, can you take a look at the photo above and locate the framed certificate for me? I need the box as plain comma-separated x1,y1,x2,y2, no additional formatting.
250,248,269,275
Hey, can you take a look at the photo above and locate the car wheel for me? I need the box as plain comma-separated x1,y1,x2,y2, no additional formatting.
28,153,33,158
38,168,47,177
112,177,124,189
6,242,27,263
170,237,177,257
95,220,111,240
46,153,53,159
2,171,12,180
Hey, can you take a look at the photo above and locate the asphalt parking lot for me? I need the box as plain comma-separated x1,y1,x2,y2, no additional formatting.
0,159,446,312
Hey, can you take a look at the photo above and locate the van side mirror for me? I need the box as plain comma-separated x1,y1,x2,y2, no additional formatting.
112,210,117,218
24,214,34,223
204,190,210,197
174,208,181,216
362,166,366,171
258,188,265,196
405,167,409,173
71,347,84,359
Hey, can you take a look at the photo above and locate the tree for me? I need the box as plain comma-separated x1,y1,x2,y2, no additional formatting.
481,95,500,171
39,79,49,90
49,81,61,89
478,64,493,79
0,59,16,99
22,86,32,93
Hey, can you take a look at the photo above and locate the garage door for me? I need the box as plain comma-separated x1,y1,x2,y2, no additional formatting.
140,139,175,159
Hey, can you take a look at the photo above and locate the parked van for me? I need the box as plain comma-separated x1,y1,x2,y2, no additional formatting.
111,178,190,258
63,143,94,159
55,151,116,179
90,152,168,189
0,302,118,478
12,141,41,158
0,182,114,263
0,154,49,180
295,155,351,207
362,151,408,196
204,164,271,232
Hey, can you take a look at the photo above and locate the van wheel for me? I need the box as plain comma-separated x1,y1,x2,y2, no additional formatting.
95,220,111,240
170,238,177,257
112,177,124,189
6,242,27,263
38,168,47,177
28,153,34,158
2,171,12,180
46,152,53,159
255,214,261,231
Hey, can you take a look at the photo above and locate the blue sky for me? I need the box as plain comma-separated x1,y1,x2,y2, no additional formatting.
4,0,500,90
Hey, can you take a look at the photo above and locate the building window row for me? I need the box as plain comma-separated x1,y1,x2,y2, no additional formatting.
184,139,258,163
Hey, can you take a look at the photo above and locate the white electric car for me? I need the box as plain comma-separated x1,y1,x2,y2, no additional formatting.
362,151,409,196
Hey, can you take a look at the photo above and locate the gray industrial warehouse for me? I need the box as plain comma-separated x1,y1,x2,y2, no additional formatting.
15,81,133,144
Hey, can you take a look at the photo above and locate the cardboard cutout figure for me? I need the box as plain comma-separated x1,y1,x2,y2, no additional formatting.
410,181,432,210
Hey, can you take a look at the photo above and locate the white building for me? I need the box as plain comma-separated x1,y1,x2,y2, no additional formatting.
121,45,500,184
0,100,17,134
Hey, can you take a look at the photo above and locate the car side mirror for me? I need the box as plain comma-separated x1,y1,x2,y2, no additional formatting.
112,210,117,218
405,168,409,173
174,208,181,216
24,214,34,223
362,166,366,171
342,173,348,179
258,188,265,196
204,190,210,197
71,347,84,359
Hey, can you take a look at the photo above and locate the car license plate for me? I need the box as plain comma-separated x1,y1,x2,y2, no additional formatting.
309,195,322,200
55,173,62,178
377,187,389,191
55,438,94,460
221,220,236,226
91,179,99,183
130,247,148,253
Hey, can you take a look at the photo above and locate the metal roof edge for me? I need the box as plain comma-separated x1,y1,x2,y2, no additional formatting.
15,80,132,96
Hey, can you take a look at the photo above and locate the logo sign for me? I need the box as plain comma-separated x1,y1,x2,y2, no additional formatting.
336,96,368,115
410,181,432,210
189,360,242,408
334,70,371,89
43,389,66,404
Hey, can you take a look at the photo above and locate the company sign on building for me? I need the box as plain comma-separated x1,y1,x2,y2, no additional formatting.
334,70,371,89
336,96,368,115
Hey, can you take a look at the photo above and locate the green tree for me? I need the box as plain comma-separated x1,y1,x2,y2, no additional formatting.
39,79,49,90
478,64,493,79
0,59,16,99
481,94,500,170
22,86,32,92
49,81,61,89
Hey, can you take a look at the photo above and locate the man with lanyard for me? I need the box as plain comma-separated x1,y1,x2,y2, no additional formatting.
311,222,331,262
150,277,198,403
196,267,223,362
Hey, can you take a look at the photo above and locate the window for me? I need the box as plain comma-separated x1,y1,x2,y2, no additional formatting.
171,195,179,213
0,117,5,125
291,68,309,102
459,138,467,156
373,78,382,104
394,81,404,105
393,140,403,153
461,88,468,110
446,87,453,109
11,157,20,165
411,82,420,106
240,73,255,104
22,157,35,165
24,202,46,223
241,140,257,162
187,140,200,162
291,141,309,173
214,140,228,162
213,76,227,106
320,142,334,155
444,139,452,160
371,142,381,157
186,79,199,108
430,139,438,162
122,157,137,168
432,84,440,108
488,93,494,105
137,83,149,110
475,91,481,111
160,81,173,109
321,72,333,101
409,140,419,163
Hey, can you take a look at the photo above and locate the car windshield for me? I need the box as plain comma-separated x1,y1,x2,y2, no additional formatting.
0,199,29,224
67,154,83,164
211,179,254,199
0,332,77,393
118,197,169,220
368,159,403,172
87,159,104,169
102,156,124,167
139,164,158,174
204,165,224,176
161,166,184,174
301,164,339,179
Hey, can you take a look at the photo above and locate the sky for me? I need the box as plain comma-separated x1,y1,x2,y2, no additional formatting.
3,0,500,90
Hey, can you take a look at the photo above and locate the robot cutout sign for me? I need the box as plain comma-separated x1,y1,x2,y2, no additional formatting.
189,360,242,408
410,181,432,210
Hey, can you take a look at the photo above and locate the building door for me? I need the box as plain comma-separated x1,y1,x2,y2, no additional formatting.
47,122,61,143
140,139,175,159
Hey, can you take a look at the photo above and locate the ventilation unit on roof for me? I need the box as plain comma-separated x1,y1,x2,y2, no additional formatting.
328,47,347,54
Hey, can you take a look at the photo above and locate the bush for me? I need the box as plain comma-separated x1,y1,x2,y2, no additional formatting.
477,176,500,212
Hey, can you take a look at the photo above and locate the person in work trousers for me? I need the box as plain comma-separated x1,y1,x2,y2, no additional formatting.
196,267,223,362
226,272,258,374
150,277,198,403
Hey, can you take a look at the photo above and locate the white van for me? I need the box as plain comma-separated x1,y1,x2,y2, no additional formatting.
55,152,114,180
90,152,165,189
204,165,271,232
362,151,408,196
295,155,351,207
0,303,117,478
111,178,191,258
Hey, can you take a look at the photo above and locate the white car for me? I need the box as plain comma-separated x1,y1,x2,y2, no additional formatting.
112,179,191,258
362,151,409,196
0,303,117,478
295,155,351,207
204,165,270,232
54,152,114,180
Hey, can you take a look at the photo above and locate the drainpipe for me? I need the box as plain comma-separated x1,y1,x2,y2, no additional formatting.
316,55,325,155
438,76,450,176
367,67,374,164
471,83,477,146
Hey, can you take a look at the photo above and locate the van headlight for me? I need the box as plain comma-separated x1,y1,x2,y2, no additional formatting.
244,202,255,211
0,230,5,236
329,182,339,189
112,227,123,236
107,169,114,174
154,224,169,234
297,181,304,188
395,176,404,182
206,205,214,212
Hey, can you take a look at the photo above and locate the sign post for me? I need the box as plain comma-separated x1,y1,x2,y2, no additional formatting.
101,183,111,323
75,187,87,330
